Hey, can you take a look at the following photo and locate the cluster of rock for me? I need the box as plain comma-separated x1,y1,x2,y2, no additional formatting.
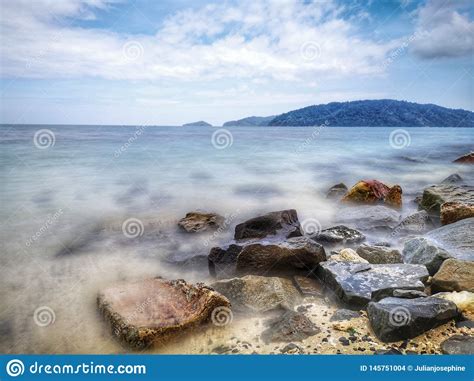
96,172,473,354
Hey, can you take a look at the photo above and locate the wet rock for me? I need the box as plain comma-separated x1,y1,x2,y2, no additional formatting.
441,335,474,354
330,248,369,263
326,183,348,200
330,309,360,322
453,152,474,164
208,244,243,278
424,218,474,261
293,276,324,297
342,180,402,209
211,275,301,313
261,311,320,343
336,205,401,231
419,184,474,216
432,259,474,292
356,244,402,264
392,289,427,299
178,211,224,233
440,202,474,225
367,296,459,342
441,174,463,184
391,211,433,236
434,291,474,314
402,237,451,275
317,262,428,306
234,209,302,240
314,225,365,245
97,278,230,349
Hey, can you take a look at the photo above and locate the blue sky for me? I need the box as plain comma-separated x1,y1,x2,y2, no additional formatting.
0,0,473,125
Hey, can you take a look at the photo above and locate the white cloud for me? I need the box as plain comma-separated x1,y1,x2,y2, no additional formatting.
410,0,474,59
0,0,397,81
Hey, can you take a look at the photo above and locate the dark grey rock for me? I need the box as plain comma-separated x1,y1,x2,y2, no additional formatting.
455,320,474,329
314,225,365,245
261,311,320,343
367,296,459,342
317,261,429,306
391,211,434,236
208,244,243,278
330,309,360,322
441,174,463,184
392,289,428,299
280,343,303,354
402,237,451,275
356,244,402,264
374,348,403,355
441,335,474,354
335,205,401,231
234,209,302,240
326,183,348,200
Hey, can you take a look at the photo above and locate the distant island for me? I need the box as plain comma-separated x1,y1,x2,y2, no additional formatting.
222,100,474,127
182,121,212,127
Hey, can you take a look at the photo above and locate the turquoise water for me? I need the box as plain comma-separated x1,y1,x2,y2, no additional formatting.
0,125,473,353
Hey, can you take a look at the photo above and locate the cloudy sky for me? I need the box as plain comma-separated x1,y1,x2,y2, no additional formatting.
0,0,473,125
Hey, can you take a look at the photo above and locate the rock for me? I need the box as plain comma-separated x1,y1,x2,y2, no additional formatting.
210,275,301,313
178,211,224,233
392,289,428,299
208,244,243,278
367,296,459,342
441,174,463,184
434,291,474,314
374,348,403,355
456,320,474,329
293,276,324,297
441,335,474,354
326,183,348,200
317,261,429,306
97,278,230,349
336,205,401,231
391,211,433,236
419,184,474,216
440,202,474,225
453,152,474,164
235,236,326,277
330,248,369,263
341,180,402,209
313,225,365,245
280,343,303,354
261,311,320,343
356,244,402,264
234,209,302,240
424,218,474,261
330,309,360,322
432,259,474,292
402,237,451,275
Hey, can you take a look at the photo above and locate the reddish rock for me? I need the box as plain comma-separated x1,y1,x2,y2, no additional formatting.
440,202,474,225
453,152,474,164
342,180,402,209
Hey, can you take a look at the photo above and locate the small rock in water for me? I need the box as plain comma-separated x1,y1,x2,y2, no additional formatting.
402,237,451,275
440,202,474,226
440,335,474,354
432,258,474,292
261,311,320,343
341,179,402,209
330,309,360,322
441,173,463,184
453,152,474,164
356,244,402,264
326,183,348,200
178,211,224,233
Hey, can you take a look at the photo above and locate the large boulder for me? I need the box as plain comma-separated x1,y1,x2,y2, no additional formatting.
402,237,451,275
453,152,474,164
234,209,302,240
441,335,474,354
391,211,433,236
335,205,401,231
440,202,474,225
367,296,459,342
97,278,230,349
432,259,474,292
419,184,474,216
342,180,402,209
326,183,348,200
424,218,474,261
211,275,301,313
209,236,326,278
316,262,429,306
178,211,224,232
261,311,320,343
356,244,403,264
313,225,365,245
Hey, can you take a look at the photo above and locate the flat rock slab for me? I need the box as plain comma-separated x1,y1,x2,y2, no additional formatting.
367,297,459,342
432,259,474,293
97,278,230,349
335,205,401,231
317,262,429,306
356,244,402,264
441,335,474,354
261,311,320,343
424,218,474,261
391,211,433,236
178,212,224,233
211,275,301,313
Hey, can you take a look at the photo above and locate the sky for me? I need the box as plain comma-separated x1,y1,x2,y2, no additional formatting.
0,0,473,125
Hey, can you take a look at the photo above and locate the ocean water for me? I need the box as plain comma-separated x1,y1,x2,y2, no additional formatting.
1,125,473,353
